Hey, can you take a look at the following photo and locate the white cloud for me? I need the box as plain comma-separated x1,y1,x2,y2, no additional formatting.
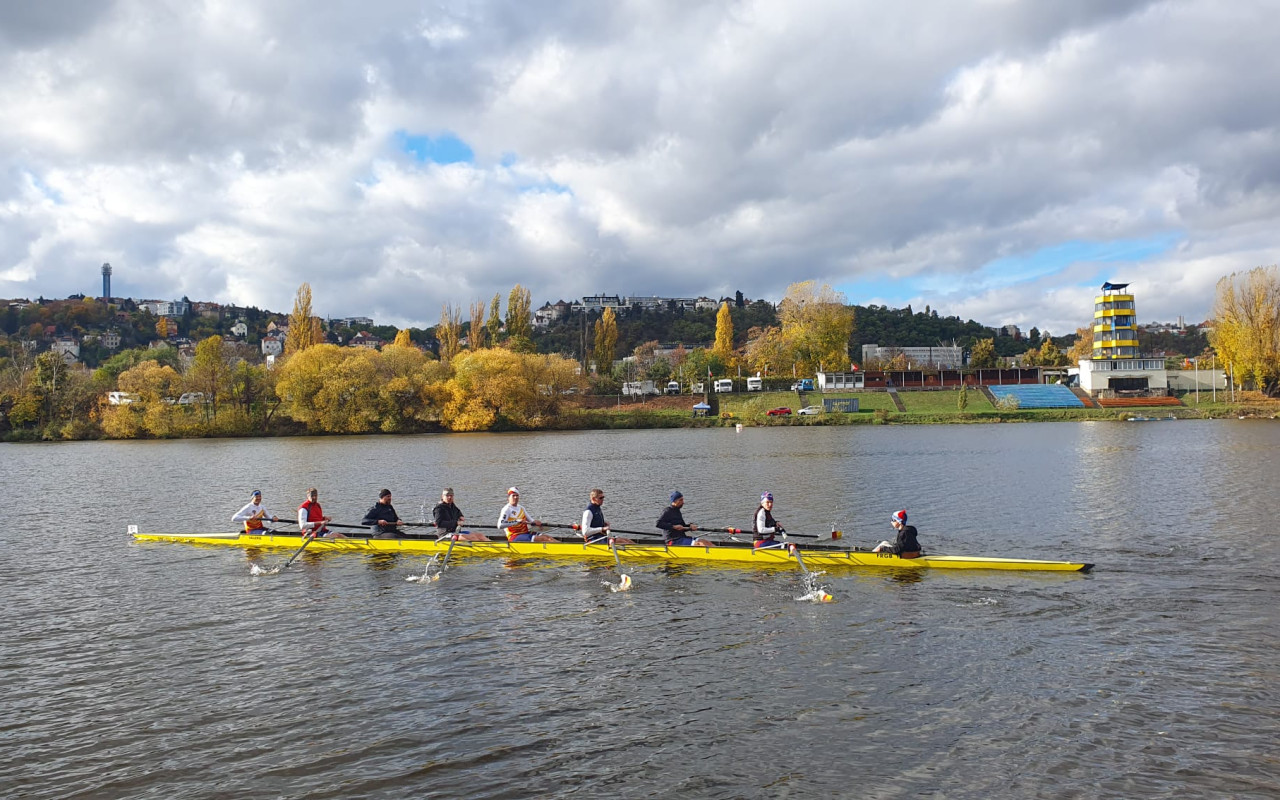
2,0,1279,332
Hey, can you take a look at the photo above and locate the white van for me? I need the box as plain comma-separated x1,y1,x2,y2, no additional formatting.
665,381,681,395
714,379,734,393
746,377,763,391
107,391,138,405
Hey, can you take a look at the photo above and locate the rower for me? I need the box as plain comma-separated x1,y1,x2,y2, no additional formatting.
752,491,786,549
873,510,922,558
580,488,633,545
232,490,278,534
432,488,488,542
656,491,714,547
362,489,404,538
498,488,555,543
299,488,344,539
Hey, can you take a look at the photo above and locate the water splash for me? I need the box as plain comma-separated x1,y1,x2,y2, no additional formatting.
795,569,834,603
406,557,442,583
249,563,280,577
603,573,633,593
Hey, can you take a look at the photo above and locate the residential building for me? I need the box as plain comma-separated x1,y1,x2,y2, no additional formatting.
348,332,382,349
261,335,283,356
51,336,80,363
230,321,248,337
138,299,190,317
101,330,121,350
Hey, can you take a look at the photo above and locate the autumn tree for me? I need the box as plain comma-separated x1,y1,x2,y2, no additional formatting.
156,317,171,339
486,293,503,345
393,329,412,348
970,338,997,368
285,283,321,355
1066,326,1094,363
593,306,618,374
275,344,382,433
776,281,855,374
469,302,487,350
375,340,446,432
1038,338,1067,367
439,349,579,431
101,360,182,437
187,335,231,422
1210,265,1280,395
713,302,735,368
506,284,533,341
744,325,788,376
437,304,462,363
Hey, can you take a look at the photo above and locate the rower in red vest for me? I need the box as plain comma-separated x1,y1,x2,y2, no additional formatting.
299,487,343,539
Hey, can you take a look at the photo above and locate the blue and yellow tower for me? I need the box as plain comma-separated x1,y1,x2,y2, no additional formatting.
1092,282,1138,360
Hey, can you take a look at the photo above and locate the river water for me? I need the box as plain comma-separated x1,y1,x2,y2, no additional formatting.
1,422,1277,799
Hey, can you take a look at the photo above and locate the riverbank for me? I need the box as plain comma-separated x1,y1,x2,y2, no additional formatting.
565,389,1280,428
4,389,1276,442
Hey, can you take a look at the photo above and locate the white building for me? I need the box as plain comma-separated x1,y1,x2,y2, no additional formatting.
230,321,248,337
1073,357,1168,394
261,335,283,356
138,300,190,317
101,330,121,350
51,336,80,363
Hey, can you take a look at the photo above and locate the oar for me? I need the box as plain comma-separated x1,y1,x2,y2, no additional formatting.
540,523,666,538
788,542,834,603
412,533,461,583
607,537,633,592
252,531,319,576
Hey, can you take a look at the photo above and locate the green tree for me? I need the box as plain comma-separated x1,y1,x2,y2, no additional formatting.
486,293,503,344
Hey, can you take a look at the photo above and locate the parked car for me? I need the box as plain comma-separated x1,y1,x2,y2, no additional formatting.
791,379,815,391
797,405,823,416
766,407,792,416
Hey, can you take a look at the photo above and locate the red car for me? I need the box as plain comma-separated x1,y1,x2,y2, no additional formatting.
766,407,792,416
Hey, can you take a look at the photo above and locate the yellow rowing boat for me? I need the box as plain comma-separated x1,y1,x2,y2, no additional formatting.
130,529,1093,572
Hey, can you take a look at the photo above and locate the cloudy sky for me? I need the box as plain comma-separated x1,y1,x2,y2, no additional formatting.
2,0,1278,334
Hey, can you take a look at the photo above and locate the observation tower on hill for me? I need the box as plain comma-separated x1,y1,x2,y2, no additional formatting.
101,263,112,300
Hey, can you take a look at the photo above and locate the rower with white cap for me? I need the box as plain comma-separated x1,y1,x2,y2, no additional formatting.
873,509,922,558
232,489,278,533
497,487,555,543
752,491,786,549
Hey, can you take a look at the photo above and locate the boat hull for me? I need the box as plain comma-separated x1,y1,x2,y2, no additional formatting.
131,531,1093,572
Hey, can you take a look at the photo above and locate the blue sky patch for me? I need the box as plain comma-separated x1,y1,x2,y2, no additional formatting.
396,130,474,165
837,233,1181,307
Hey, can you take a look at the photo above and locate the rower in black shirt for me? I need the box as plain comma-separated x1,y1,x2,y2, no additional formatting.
362,489,403,538
873,509,921,558
656,491,714,547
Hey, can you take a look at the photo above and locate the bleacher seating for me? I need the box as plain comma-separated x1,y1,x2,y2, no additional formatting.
1095,396,1183,408
987,384,1084,409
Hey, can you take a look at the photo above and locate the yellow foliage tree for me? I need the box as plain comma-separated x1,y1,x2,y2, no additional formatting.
440,349,579,431
155,317,171,339
285,283,320,355
187,335,230,422
469,302,487,350
593,307,617,374
506,284,533,341
275,344,381,432
1210,265,1280,395
777,281,854,375
393,329,412,348
744,325,788,376
375,341,446,432
1066,326,1093,363
713,302,735,367
436,304,462,363
100,361,183,437
970,338,997,368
